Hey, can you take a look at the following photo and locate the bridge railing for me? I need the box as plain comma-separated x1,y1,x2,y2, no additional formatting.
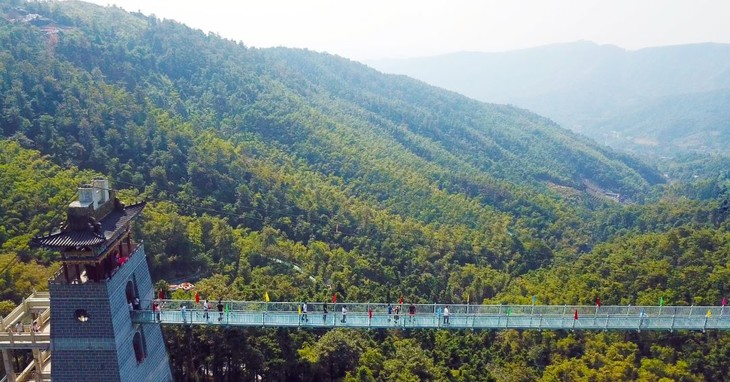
137,300,728,318
130,305,730,331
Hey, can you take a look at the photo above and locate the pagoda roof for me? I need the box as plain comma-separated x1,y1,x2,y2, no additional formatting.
31,202,146,249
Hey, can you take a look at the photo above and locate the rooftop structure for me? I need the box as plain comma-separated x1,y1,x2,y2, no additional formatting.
31,179,146,284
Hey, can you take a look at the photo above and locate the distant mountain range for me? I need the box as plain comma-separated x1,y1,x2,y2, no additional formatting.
367,41,730,154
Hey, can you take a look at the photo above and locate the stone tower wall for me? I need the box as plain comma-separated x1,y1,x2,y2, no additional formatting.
50,244,172,381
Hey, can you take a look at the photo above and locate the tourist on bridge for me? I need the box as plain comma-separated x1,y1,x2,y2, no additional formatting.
217,299,224,321
302,302,308,322
436,305,442,325
368,306,373,323
181,304,187,323
195,291,200,304
323,303,328,324
394,305,400,325
341,305,347,323
32,320,40,333
153,300,161,322
443,306,450,325
409,303,416,324
203,300,210,321
387,303,393,322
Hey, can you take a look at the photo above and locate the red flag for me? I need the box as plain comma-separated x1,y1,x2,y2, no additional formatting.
399,296,404,305
574,310,578,320
595,297,601,307
332,294,337,304
195,292,200,303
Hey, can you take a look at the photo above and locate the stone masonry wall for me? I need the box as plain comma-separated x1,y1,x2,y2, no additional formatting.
49,243,172,381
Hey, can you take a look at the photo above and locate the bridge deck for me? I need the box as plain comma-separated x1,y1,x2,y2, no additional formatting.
131,302,730,331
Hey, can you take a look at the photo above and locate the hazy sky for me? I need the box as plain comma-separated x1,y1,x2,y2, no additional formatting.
85,0,730,61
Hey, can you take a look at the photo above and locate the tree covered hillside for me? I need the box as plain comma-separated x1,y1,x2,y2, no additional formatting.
1,1,729,381
0,1,667,280
2,139,727,381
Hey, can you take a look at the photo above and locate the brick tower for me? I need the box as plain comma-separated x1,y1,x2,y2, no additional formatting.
31,179,172,382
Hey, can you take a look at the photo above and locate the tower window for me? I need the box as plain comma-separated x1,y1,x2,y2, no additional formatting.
75,309,89,322
132,329,147,364
126,279,139,304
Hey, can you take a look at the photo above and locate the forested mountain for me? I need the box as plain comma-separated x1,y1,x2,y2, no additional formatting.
1,1,729,381
368,41,730,154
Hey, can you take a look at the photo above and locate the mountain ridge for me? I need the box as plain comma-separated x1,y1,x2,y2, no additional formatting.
368,41,730,154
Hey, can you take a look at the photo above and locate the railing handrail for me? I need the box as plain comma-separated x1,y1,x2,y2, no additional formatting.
139,300,727,317
129,307,730,332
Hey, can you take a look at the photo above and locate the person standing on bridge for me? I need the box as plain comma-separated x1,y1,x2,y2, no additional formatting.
408,303,416,324
181,304,187,323
302,302,309,323
323,303,328,324
443,306,450,325
195,291,200,304
217,299,224,322
153,300,161,322
341,305,347,323
387,303,393,323
203,299,210,321
368,306,373,324
436,305,442,326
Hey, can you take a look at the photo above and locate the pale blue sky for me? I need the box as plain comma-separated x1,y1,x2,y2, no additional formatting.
86,0,730,61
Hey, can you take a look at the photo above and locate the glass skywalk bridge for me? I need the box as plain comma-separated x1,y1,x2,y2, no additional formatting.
131,301,730,332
